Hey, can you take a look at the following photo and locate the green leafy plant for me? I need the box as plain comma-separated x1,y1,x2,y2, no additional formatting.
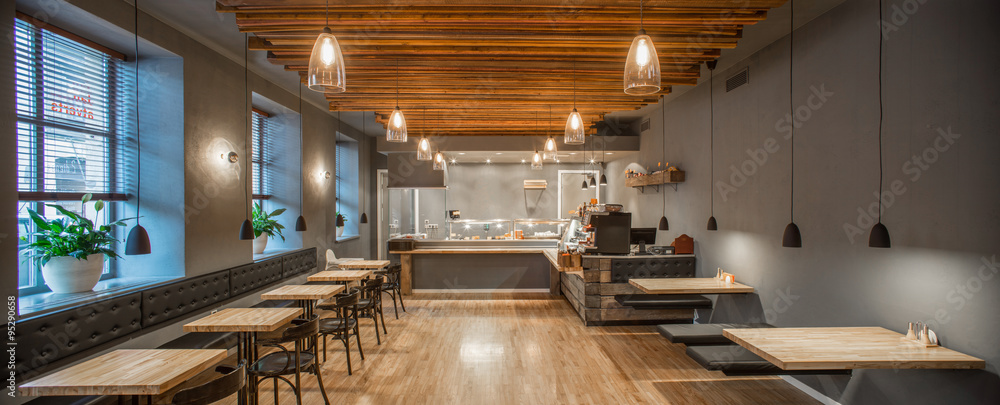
252,201,286,241
19,194,131,266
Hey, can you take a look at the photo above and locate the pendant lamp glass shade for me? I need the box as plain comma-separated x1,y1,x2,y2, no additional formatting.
417,137,432,160
294,215,307,231
869,222,891,248
543,137,558,160
564,109,585,145
239,219,254,240
125,225,151,255
782,222,802,248
433,151,445,171
307,28,346,92
386,107,407,142
658,215,669,231
531,151,543,170
335,214,345,227
599,173,608,186
706,216,718,231
624,30,661,95
360,212,369,224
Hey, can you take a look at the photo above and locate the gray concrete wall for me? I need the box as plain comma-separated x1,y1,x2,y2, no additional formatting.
1,2,17,315
605,0,1000,403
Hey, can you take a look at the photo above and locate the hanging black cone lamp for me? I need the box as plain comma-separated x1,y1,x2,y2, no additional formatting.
869,0,891,248
581,179,589,190
658,216,669,231
294,82,307,231
589,176,597,187
599,174,608,186
706,62,718,231
360,212,369,224
782,0,801,248
359,112,369,224
125,0,150,255
239,33,254,241
659,96,669,231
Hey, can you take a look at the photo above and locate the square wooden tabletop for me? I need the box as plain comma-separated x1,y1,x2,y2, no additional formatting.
723,327,986,370
629,278,755,294
183,307,302,333
18,349,227,396
337,260,391,270
308,270,374,282
261,284,344,300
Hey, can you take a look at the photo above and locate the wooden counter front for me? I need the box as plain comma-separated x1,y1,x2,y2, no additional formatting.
391,248,561,295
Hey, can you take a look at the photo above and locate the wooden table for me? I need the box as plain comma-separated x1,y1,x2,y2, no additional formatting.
184,308,302,405
19,349,226,404
308,270,374,283
261,284,344,318
629,278,755,294
337,259,390,270
723,327,986,370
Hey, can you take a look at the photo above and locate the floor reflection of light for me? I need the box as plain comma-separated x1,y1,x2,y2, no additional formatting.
460,341,505,363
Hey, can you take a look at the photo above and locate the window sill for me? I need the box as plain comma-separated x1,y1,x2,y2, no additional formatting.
253,248,301,262
18,276,178,318
336,235,360,243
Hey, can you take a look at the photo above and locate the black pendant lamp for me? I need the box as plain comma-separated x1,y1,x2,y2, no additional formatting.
335,111,346,229
599,133,608,185
869,0,890,248
782,0,802,248
125,0,151,255
658,96,669,231
706,61,718,231
359,112,369,224
581,134,589,190
239,33,254,240
294,82,307,231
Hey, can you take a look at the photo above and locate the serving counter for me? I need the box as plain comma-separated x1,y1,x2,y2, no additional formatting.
389,240,562,294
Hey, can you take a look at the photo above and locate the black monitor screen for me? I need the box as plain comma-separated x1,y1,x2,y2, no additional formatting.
630,228,657,245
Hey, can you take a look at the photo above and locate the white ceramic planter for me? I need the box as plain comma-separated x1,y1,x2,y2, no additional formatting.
336,226,345,237
41,254,104,294
253,233,269,254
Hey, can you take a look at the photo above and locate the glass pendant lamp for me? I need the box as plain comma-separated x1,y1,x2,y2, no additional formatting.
565,62,585,145
543,137,557,160
417,137,432,160
307,0,345,92
433,151,445,171
386,59,408,142
624,0,661,95
531,151,543,170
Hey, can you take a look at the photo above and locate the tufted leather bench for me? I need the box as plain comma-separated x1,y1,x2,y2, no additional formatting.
230,260,283,296
657,323,774,345
686,345,852,376
141,270,231,328
610,257,697,283
13,293,142,378
22,395,109,405
282,248,317,278
615,294,713,310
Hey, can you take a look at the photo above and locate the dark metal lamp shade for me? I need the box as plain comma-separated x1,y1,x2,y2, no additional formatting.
782,222,802,248
869,222,891,248
295,215,307,231
706,216,718,231
599,174,608,186
239,219,254,240
336,214,346,227
658,216,669,231
124,225,151,255
360,213,369,224
581,180,588,190
589,177,597,187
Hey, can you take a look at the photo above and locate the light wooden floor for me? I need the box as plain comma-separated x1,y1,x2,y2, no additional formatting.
202,293,819,404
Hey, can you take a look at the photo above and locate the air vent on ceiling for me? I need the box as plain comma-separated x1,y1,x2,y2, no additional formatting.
640,118,650,133
726,67,749,92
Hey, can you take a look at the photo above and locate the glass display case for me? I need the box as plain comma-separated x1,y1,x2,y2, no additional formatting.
447,219,513,240
513,219,571,240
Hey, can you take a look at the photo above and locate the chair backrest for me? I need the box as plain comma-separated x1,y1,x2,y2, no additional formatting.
384,264,402,282
335,291,360,307
279,317,320,343
325,249,338,268
170,364,246,405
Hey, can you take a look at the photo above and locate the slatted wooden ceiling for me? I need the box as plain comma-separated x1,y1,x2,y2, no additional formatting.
218,0,786,136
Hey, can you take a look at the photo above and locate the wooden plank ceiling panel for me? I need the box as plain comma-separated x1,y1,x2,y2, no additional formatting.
219,0,785,136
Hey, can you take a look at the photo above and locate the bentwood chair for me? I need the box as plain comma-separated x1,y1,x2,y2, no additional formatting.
357,278,388,344
248,318,331,405
318,291,364,375
381,264,406,319
169,363,245,405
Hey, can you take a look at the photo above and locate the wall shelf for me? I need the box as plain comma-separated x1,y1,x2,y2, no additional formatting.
626,171,685,192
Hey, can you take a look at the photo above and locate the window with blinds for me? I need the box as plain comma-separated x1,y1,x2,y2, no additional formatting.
251,108,276,199
14,17,131,201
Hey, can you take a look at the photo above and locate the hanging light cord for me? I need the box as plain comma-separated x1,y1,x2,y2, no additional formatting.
788,0,795,222
299,82,304,214
640,0,644,30
395,59,400,109
325,0,330,28
877,0,884,223
662,95,667,215
244,33,250,219
134,1,141,222
573,60,577,108
709,65,715,216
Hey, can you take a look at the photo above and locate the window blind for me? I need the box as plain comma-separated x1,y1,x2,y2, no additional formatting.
251,109,276,198
14,17,131,201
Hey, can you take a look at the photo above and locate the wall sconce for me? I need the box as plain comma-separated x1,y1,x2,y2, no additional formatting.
221,151,238,163
322,171,332,179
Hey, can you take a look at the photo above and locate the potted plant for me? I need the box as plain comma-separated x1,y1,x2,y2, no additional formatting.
336,211,347,237
252,201,286,254
19,194,131,294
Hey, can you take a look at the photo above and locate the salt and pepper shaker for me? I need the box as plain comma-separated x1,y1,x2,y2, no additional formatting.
919,324,932,345
905,322,916,340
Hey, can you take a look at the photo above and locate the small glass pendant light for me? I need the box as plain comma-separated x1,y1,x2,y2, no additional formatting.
543,137,557,160
307,1,346,92
531,151,543,170
624,0,661,95
417,137,432,161
386,59,407,142
433,151,445,171
565,62,586,145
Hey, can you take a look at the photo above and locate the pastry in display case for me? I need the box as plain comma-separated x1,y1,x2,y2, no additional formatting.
513,219,571,240
447,219,513,240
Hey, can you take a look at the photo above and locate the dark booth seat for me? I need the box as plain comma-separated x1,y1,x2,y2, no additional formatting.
685,345,852,376
614,294,713,310
657,323,774,345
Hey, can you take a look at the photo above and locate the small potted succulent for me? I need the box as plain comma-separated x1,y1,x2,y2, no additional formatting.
252,201,286,254
19,194,132,293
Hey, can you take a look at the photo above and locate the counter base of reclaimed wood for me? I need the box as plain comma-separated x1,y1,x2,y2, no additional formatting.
393,249,562,296
560,271,694,326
